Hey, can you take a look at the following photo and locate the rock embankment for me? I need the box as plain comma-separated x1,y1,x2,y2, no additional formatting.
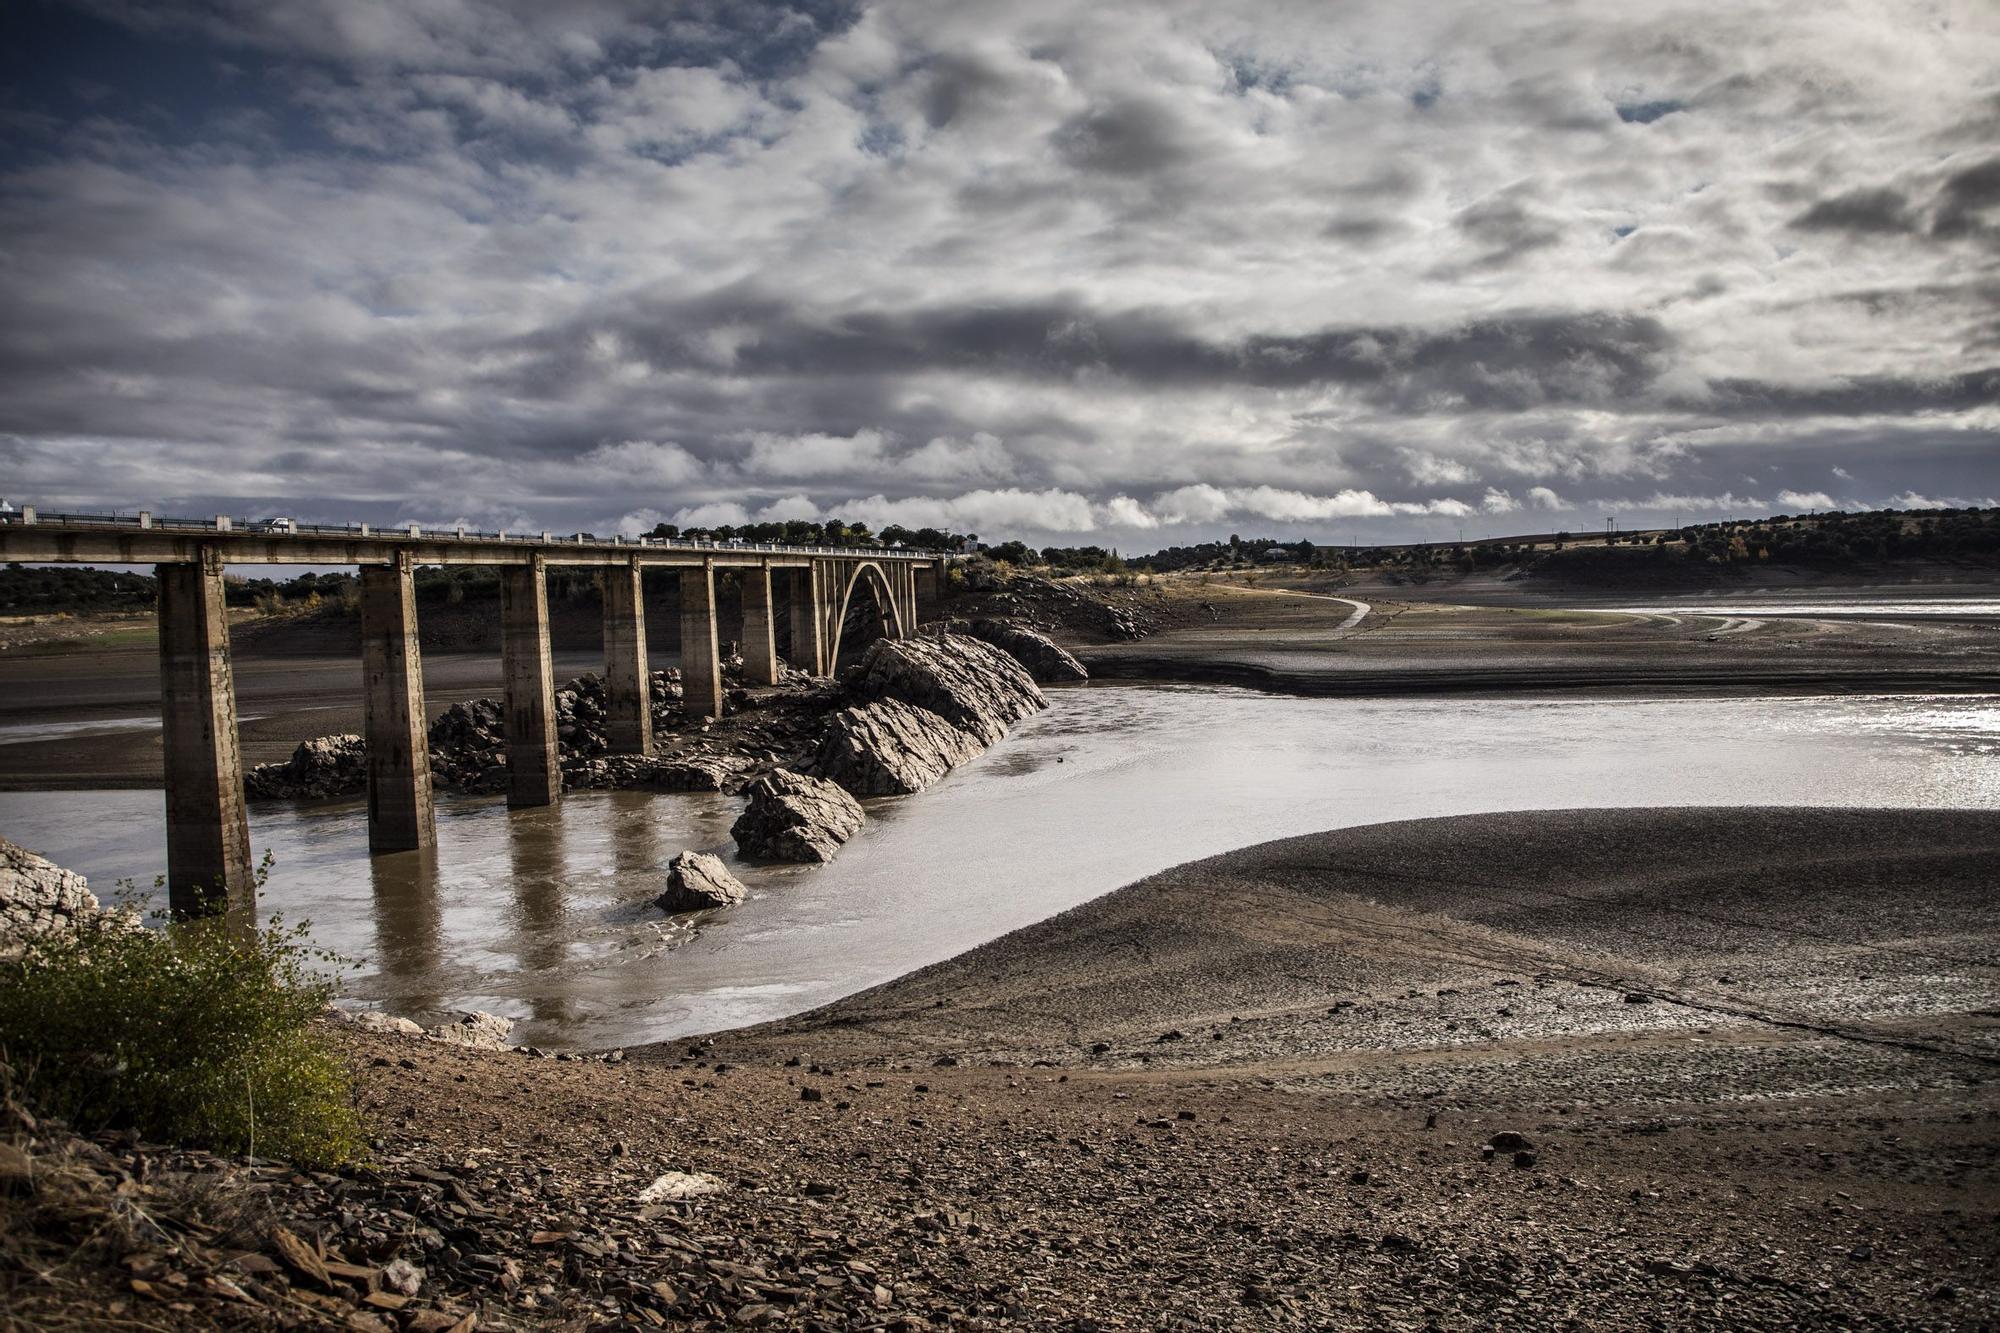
815,697,985,795
731,770,865,863
960,619,1089,684
0,836,114,951
844,633,1045,746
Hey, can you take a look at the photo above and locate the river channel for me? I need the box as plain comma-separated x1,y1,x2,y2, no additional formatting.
3,684,1996,1050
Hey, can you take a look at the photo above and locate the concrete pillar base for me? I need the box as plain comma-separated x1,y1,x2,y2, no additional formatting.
680,562,723,719
785,565,825,676
741,561,778,686
157,548,254,918
501,559,561,807
603,557,653,755
362,555,435,852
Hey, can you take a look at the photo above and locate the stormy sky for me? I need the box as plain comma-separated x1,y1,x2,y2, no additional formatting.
2,1,1996,550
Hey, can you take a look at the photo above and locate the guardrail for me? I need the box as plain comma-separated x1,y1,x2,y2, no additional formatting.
0,508,948,558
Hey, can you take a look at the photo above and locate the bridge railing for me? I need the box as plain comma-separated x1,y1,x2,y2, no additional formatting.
0,508,948,557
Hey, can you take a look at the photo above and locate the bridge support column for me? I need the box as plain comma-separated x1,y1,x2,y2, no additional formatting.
915,561,941,626
501,557,561,808
602,557,653,755
361,553,434,852
680,560,723,719
157,548,254,918
786,566,825,675
740,560,778,686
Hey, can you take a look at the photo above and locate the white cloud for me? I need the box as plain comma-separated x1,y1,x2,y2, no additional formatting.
1831,466,1854,481
754,493,822,522
1526,486,1568,511
1097,495,1159,528
580,440,706,487
1152,484,1234,525
673,501,751,528
1775,490,1836,511
1481,487,1521,514
743,430,890,479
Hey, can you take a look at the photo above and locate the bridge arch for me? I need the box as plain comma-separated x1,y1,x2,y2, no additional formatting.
826,560,907,670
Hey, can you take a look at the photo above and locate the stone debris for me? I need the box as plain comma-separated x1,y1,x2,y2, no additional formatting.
731,769,865,863
244,733,366,800
247,666,838,802
960,618,1090,683
0,836,119,952
425,1011,515,1051
636,1171,727,1203
329,1007,514,1051
845,633,1046,746
814,697,984,796
655,852,748,913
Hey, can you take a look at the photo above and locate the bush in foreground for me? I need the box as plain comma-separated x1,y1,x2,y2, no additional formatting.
0,912,364,1168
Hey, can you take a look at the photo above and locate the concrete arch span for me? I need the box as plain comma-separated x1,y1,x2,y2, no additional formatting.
826,560,909,670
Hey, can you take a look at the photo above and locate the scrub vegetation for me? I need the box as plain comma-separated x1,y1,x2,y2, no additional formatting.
0,904,363,1170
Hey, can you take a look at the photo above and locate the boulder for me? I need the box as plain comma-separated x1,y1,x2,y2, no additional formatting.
816,698,984,795
961,619,1088,683
0,837,111,951
847,633,1046,745
656,851,748,912
731,769,865,863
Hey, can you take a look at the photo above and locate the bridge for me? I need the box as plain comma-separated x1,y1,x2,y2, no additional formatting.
0,509,943,917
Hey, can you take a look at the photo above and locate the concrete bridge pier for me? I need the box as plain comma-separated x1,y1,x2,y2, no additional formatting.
786,566,825,675
360,553,435,851
740,559,779,686
157,548,254,917
680,560,724,719
601,557,653,755
915,561,942,624
501,557,562,807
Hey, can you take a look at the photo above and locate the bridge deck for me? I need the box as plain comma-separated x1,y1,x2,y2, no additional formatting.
0,513,939,567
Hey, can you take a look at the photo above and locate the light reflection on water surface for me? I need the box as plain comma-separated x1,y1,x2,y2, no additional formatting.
2,686,1995,1049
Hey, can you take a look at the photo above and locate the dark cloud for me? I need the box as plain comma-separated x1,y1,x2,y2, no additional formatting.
0,0,1993,543
1792,186,1917,234
1931,154,2000,238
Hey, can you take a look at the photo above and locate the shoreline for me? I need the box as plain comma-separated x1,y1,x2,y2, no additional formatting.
14,802,1993,1328
1077,656,2000,699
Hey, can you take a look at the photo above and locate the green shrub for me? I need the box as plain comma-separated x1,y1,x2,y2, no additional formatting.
0,912,364,1168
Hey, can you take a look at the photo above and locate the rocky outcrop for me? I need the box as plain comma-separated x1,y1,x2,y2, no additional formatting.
847,633,1046,745
815,698,984,795
0,837,112,951
731,769,865,863
961,619,1088,684
656,851,748,912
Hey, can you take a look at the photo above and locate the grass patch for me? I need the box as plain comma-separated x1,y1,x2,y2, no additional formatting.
0,906,364,1168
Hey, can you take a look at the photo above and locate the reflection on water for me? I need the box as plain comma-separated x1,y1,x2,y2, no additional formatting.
2,686,1997,1050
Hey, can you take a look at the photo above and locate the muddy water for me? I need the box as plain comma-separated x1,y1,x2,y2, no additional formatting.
3,686,1997,1050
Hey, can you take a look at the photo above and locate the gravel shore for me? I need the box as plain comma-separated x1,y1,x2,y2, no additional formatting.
11,806,1992,1329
